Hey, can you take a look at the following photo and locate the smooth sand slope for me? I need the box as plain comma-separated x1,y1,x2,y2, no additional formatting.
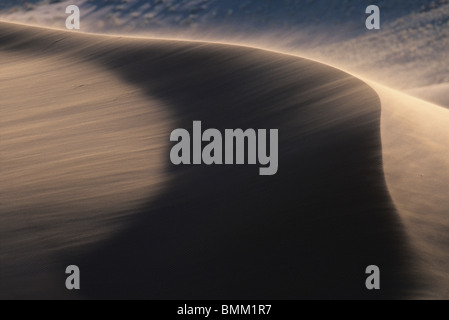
0,23,173,299
375,84,449,299
0,21,430,299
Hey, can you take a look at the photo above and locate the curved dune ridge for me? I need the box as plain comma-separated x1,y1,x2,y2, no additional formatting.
374,83,449,299
0,21,448,299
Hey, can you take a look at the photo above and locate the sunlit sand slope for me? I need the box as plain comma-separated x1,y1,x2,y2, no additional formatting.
377,84,449,299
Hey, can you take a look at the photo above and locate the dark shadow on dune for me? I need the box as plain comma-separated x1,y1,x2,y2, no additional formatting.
73,42,417,299
0,24,418,299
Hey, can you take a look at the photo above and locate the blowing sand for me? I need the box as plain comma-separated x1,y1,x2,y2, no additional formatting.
406,83,449,109
1,21,448,299
376,84,449,299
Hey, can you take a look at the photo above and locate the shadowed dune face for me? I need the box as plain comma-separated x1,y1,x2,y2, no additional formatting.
0,23,416,299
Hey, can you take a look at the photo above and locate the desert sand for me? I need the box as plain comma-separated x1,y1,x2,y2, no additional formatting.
1,21,448,299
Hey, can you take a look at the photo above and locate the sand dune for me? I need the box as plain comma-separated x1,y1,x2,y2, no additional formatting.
1,22,447,299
